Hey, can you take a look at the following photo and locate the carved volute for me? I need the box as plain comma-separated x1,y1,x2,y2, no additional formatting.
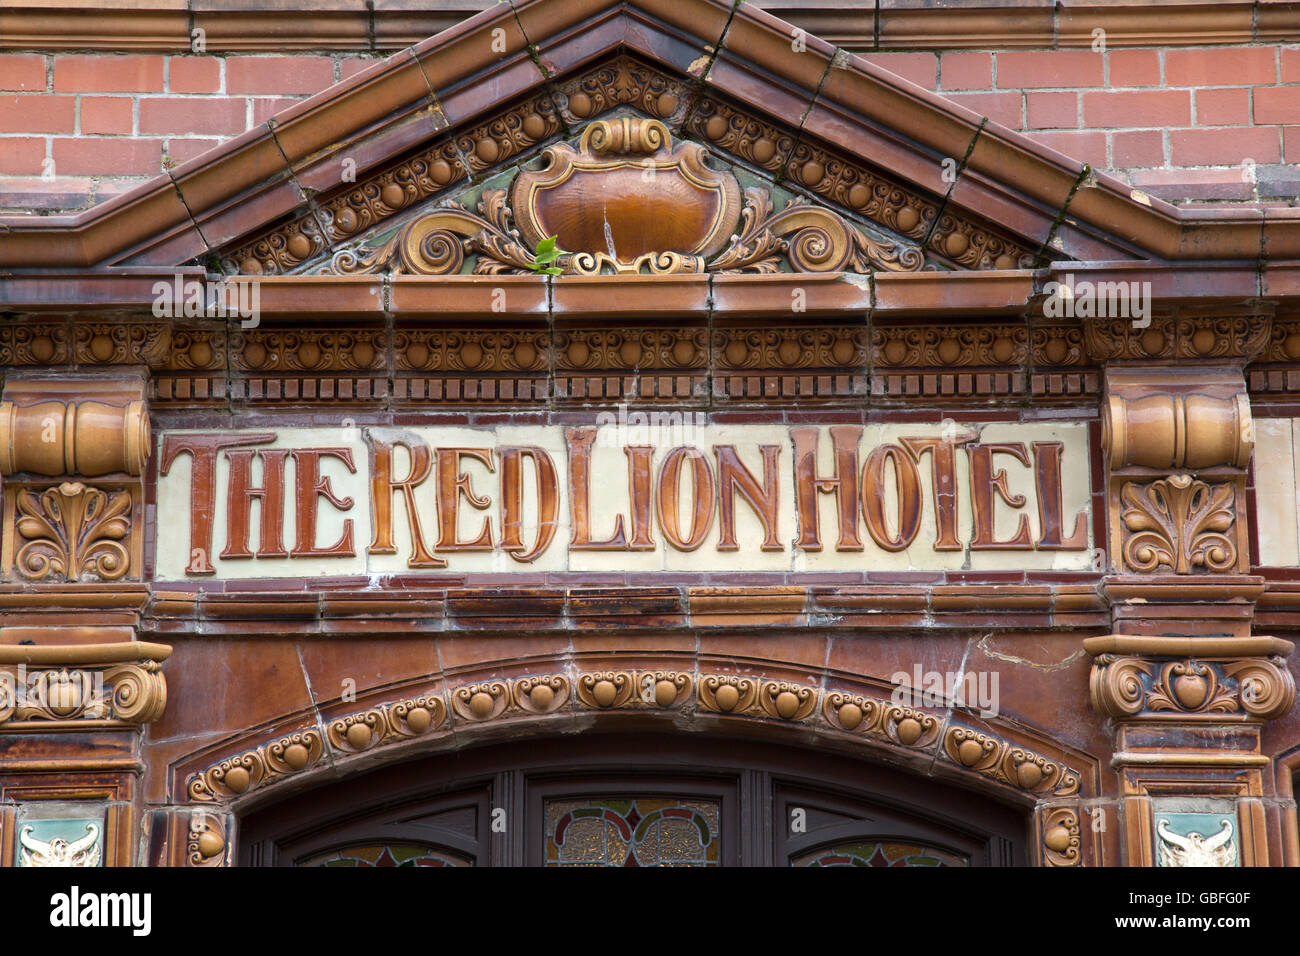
327,116,925,277
1102,367,1253,576
0,377,150,583
1092,364,1290,867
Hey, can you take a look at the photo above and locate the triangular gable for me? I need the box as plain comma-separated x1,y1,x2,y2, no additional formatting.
0,0,1296,273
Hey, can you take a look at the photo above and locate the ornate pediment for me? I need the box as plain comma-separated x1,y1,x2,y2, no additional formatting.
321,116,924,277
215,51,1046,279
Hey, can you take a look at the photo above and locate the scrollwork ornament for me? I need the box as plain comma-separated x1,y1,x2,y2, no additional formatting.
636,671,693,709
0,669,15,721
1001,748,1063,792
708,188,923,274
943,726,1005,774
326,188,538,276
265,731,323,775
575,672,635,710
14,482,132,581
1146,660,1238,714
327,694,448,753
186,730,323,803
943,727,1079,794
389,696,447,737
881,704,942,748
1042,808,1082,867
16,668,107,720
1224,658,1295,719
327,707,391,753
514,674,571,714
1120,474,1237,573
187,751,265,802
1089,654,1149,717
186,811,228,867
756,681,818,721
822,691,883,734
103,662,167,723
698,675,759,715
451,681,510,721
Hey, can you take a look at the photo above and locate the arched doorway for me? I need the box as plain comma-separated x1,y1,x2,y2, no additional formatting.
238,733,1028,866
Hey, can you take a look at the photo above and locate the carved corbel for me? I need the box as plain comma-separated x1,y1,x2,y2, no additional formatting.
1102,368,1252,575
1085,633,1289,867
1086,636,1295,722
0,376,150,582
0,638,171,729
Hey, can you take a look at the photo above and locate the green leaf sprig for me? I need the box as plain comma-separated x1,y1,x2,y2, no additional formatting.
527,234,566,275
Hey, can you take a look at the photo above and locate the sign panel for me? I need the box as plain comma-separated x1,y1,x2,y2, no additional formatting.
154,419,1093,579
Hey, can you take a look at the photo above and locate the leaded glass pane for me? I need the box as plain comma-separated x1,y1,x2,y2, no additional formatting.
545,797,720,866
793,841,967,867
299,844,469,867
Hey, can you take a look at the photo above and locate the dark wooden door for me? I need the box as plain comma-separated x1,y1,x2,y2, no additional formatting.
239,734,1027,866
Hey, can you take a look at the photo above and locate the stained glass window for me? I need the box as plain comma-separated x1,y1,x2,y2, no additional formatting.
793,841,967,867
545,797,720,866
299,844,469,867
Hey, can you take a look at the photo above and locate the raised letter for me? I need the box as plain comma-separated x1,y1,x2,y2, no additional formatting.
792,426,863,551
656,447,716,551
221,448,289,559
567,427,628,550
715,444,782,551
860,444,922,552
160,433,275,574
499,446,558,562
368,438,445,568
290,448,356,557
625,445,657,550
435,448,495,550
968,443,1033,549
1032,441,1088,549
901,435,968,550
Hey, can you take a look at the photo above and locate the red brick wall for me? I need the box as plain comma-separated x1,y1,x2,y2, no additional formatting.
1,45,1297,213
863,47,1300,202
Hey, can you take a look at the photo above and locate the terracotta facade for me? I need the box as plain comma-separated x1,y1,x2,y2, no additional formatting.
1,0,1300,868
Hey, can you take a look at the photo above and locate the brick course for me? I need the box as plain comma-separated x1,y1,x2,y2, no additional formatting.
1,44,1296,211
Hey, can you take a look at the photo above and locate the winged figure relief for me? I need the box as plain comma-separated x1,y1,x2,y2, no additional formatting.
19,823,101,867
1156,818,1237,868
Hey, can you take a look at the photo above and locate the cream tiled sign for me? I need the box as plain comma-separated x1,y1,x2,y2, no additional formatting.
1253,417,1300,566
154,420,1093,579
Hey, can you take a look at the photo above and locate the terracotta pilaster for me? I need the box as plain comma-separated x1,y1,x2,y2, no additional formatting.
0,372,163,866
1091,360,1294,866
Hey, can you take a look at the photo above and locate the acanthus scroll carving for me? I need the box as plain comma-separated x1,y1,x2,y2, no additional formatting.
325,119,924,277
12,482,133,581
1119,475,1237,574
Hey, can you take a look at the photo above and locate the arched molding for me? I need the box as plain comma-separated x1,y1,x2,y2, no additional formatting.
167,665,1100,827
